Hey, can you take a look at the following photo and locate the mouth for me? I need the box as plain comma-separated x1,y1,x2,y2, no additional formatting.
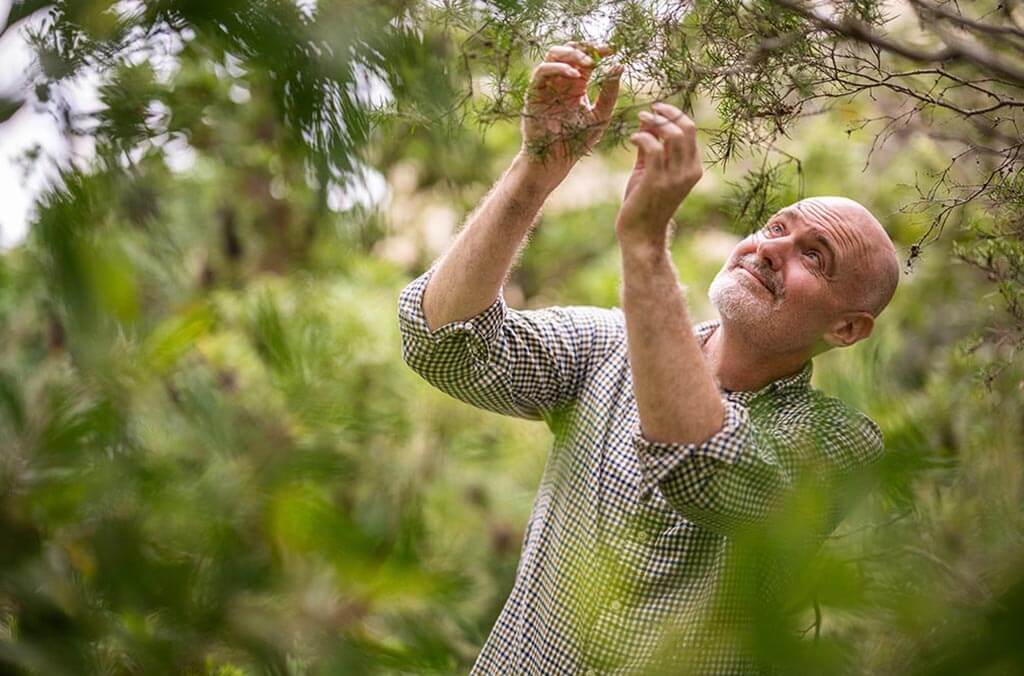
735,262,772,294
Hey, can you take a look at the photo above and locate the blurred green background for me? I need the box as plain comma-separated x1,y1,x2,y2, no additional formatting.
1,0,1022,674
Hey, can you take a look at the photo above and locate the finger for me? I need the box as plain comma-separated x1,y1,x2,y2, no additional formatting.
651,103,698,152
532,61,582,83
629,131,665,172
567,41,616,59
651,101,688,125
654,104,699,165
639,110,685,167
638,111,684,138
592,65,623,122
530,62,582,100
545,45,595,70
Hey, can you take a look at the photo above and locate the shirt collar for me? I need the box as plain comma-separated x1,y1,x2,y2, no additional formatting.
694,319,813,403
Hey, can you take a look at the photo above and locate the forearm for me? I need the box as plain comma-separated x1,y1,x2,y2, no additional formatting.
422,153,562,331
619,243,724,444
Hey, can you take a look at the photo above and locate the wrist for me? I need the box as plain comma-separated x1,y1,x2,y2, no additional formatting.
512,150,569,193
618,235,672,269
616,223,671,259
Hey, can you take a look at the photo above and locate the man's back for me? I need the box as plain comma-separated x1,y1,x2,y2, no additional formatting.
398,263,884,674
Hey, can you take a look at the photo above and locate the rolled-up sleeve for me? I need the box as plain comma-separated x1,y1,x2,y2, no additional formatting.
398,264,624,422
632,396,884,536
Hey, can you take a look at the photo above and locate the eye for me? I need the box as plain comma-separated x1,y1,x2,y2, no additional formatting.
804,250,823,268
763,222,784,236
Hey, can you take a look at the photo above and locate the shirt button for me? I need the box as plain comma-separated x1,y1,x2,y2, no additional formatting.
610,600,621,611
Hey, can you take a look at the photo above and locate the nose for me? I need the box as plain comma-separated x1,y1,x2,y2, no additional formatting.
754,233,789,272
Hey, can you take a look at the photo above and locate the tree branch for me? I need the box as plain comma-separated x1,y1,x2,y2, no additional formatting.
909,0,1024,43
770,0,1024,85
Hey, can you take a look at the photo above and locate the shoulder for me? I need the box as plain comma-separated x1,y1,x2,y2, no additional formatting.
796,391,884,470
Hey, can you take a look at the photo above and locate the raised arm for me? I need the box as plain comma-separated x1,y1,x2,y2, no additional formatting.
422,43,622,330
399,43,624,422
615,102,719,445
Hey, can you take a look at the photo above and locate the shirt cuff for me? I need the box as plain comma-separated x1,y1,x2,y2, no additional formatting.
397,263,508,361
632,399,752,498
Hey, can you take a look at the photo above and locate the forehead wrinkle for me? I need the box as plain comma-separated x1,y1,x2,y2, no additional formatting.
776,204,855,263
793,200,869,261
781,197,898,315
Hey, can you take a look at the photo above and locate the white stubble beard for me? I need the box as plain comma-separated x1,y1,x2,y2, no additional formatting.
708,267,775,331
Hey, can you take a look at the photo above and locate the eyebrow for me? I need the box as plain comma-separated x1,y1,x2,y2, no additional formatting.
774,212,839,277
809,229,838,276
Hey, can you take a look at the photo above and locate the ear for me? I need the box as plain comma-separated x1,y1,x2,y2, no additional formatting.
822,311,874,348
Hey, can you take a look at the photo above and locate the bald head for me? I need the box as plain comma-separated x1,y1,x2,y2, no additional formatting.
792,196,899,318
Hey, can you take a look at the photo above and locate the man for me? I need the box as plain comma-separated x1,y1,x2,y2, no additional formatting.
397,43,899,674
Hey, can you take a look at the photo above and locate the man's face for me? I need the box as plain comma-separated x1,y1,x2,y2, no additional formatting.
708,198,885,353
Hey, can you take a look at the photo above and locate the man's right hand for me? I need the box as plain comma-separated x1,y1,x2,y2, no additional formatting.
521,42,623,183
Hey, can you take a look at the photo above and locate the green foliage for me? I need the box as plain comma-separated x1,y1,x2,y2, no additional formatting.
0,0,1022,673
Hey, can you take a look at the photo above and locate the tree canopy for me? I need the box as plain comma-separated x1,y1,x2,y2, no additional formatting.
0,0,1022,673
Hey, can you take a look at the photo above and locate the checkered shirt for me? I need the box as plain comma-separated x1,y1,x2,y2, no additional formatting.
397,264,884,675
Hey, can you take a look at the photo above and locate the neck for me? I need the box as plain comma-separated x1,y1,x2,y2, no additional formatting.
702,320,811,393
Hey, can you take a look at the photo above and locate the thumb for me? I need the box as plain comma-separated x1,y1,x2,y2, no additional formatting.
628,131,647,171
623,140,644,201
592,65,623,122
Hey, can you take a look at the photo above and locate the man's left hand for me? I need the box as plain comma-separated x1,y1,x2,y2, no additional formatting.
616,102,703,251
